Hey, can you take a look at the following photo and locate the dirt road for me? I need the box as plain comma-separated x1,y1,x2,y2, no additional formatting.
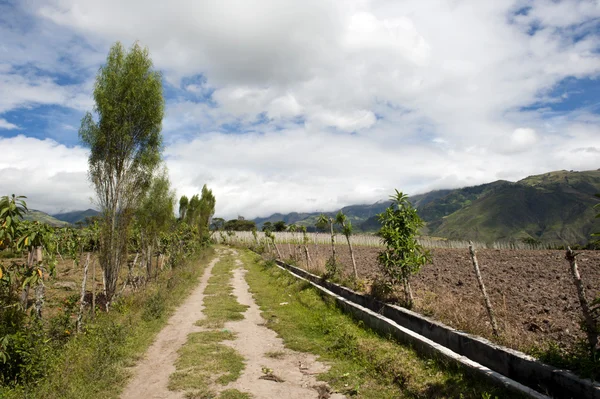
121,249,342,399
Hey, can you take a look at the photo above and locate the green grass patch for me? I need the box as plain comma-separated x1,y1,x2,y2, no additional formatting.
239,250,524,399
0,248,215,399
169,331,245,391
170,251,248,397
219,388,252,399
196,254,248,329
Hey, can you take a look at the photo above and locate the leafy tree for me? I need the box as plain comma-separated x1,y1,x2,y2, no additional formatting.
0,195,27,250
211,217,225,231
136,168,176,278
197,185,216,241
377,190,430,307
179,195,189,221
186,194,201,225
336,211,358,279
262,222,273,232
79,41,164,304
224,219,256,231
273,221,287,232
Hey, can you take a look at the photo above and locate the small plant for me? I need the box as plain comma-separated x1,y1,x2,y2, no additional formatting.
324,256,340,280
335,211,358,279
377,190,430,308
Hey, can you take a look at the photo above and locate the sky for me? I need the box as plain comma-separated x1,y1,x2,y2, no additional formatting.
1,0,600,219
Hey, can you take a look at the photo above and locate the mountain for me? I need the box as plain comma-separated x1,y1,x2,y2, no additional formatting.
252,169,600,244
52,209,100,225
431,170,600,244
23,210,70,227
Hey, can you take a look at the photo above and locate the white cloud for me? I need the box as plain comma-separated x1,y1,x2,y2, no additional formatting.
0,135,92,213
0,118,19,130
1,0,600,217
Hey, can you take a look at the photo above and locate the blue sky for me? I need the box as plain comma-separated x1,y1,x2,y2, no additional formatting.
1,0,600,218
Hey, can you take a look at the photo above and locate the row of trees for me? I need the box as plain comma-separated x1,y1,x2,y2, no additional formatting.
1,41,217,388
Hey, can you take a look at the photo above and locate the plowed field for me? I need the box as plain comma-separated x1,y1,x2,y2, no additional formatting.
277,244,600,351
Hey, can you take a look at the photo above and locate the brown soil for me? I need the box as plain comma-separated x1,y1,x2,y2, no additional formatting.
278,244,600,351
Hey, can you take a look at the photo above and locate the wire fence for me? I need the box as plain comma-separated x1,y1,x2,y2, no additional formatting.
211,231,557,250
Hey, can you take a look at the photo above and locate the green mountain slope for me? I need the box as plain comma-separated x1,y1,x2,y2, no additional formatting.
23,210,70,227
430,170,600,244
52,209,100,225
253,169,600,244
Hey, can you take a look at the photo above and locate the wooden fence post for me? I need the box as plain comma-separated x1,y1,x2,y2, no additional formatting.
469,241,499,337
565,247,599,353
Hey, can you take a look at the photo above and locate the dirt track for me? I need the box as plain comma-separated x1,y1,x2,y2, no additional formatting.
121,254,220,399
122,249,343,399
280,244,600,350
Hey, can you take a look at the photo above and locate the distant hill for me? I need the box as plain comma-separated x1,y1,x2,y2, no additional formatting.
52,209,100,225
253,169,600,245
23,210,70,227
431,170,600,244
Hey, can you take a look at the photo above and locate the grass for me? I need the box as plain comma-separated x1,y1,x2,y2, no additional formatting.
169,330,245,391
238,249,524,399
196,254,249,329
170,250,249,398
0,247,215,399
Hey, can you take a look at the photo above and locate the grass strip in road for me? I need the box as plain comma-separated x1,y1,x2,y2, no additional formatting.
170,251,250,399
168,330,245,392
196,253,249,329
239,249,524,399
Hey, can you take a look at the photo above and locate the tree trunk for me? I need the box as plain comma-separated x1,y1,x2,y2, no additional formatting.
33,247,44,318
469,242,499,336
402,278,414,308
345,234,358,279
566,247,599,353
76,253,90,332
146,244,153,280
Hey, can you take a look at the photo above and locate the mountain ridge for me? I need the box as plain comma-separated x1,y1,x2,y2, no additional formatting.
252,169,600,244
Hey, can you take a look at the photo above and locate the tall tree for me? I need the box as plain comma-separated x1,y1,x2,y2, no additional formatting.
186,194,201,225
179,195,189,221
79,41,164,304
136,168,175,278
197,184,216,241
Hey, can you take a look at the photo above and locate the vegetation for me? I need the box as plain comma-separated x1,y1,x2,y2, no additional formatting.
0,188,215,396
79,41,164,303
335,211,358,279
317,214,339,279
377,190,430,307
223,218,256,231
241,250,519,398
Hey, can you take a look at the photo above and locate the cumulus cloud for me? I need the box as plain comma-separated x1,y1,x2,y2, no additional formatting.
0,135,92,213
1,0,600,217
